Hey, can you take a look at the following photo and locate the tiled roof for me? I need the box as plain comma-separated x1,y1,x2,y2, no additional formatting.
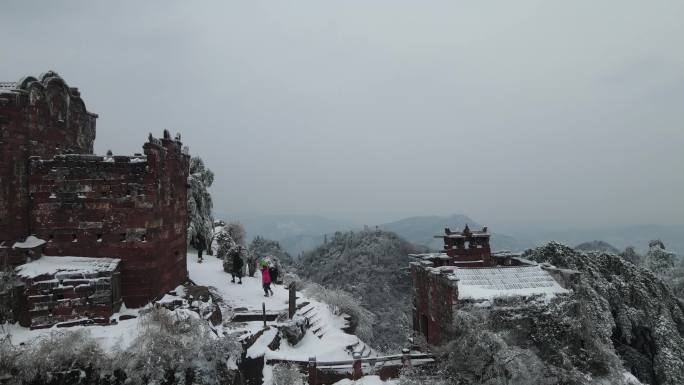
450,265,568,300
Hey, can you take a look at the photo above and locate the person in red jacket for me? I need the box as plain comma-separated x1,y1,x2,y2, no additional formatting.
261,260,274,297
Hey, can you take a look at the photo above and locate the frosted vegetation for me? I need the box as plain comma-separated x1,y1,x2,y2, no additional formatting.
303,282,376,343
249,236,294,266
271,363,306,385
294,229,427,351
187,156,215,253
621,241,684,300
0,307,242,385
215,222,247,259
400,242,684,385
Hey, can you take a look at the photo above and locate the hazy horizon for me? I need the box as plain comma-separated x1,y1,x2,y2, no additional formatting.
2,1,683,228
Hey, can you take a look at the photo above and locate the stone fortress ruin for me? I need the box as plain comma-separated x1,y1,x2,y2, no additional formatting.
410,225,579,345
0,72,189,327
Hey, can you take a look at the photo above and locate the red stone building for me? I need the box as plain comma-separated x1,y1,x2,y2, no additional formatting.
0,72,189,314
410,226,575,345
437,224,493,267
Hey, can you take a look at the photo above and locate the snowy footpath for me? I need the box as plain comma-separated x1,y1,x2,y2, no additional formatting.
187,253,364,361
2,252,382,384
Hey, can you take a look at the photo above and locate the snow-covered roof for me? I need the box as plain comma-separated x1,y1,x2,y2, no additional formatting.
15,256,121,279
12,236,47,249
409,252,448,259
491,250,523,258
0,81,17,94
450,265,569,300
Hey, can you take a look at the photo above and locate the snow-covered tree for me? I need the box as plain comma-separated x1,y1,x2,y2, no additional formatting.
271,363,305,385
249,236,293,266
215,227,236,259
644,239,677,278
621,246,643,266
114,307,242,385
303,283,376,343
225,222,246,247
12,329,108,383
296,229,426,350
187,157,214,254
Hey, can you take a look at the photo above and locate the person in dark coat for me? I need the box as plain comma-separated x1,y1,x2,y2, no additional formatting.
268,262,279,286
196,233,206,263
231,246,244,284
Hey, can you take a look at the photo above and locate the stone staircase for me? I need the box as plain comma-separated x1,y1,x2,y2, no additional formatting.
295,300,374,358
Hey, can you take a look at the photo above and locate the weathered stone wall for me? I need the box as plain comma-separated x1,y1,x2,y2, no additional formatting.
23,265,121,329
0,72,96,244
410,262,458,345
29,136,189,307
1,72,189,308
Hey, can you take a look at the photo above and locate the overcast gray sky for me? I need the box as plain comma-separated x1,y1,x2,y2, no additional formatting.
1,1,683,226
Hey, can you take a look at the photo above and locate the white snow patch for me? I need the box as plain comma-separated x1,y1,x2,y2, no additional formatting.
12,236,46,249
333,376,398,385
247,327,278,358
15,256,120,279
623,372,644,385
2,307,142,352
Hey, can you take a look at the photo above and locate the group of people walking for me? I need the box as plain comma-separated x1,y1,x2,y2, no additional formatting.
227,246,280,297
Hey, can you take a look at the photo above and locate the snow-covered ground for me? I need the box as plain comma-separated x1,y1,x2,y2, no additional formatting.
332,377,398,385
3,252,375,384
187,252,363,360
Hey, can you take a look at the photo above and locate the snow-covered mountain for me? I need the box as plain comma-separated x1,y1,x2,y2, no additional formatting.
295,229,428,350
233,213,532,256
230,214,358,256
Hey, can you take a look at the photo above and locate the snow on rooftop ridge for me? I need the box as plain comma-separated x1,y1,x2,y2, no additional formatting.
12,235,46,249
15,256,120,279
0,82,17,95
451,265,569,300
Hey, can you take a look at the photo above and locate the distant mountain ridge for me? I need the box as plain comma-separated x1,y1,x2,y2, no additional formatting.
228,214,357,255
231,213,533,255
510,224,684,255
379,214,533,252
574,240,620,254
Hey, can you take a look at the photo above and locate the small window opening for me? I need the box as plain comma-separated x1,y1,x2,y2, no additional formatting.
120,233,126,242
97,234,103,243
72,234,77,243
141,234,147,242
48,234,54,242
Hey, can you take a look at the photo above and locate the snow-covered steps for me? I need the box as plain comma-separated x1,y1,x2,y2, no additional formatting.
346,338,373,358
231,311,280,322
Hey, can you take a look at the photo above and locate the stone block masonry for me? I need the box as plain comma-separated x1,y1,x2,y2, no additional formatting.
0,71,189,309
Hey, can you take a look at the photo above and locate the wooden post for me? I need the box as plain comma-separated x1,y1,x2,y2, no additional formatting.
308,356,317,385
352,352,362,380
288,285,296,319
401,348,412,369
262,302,267,328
